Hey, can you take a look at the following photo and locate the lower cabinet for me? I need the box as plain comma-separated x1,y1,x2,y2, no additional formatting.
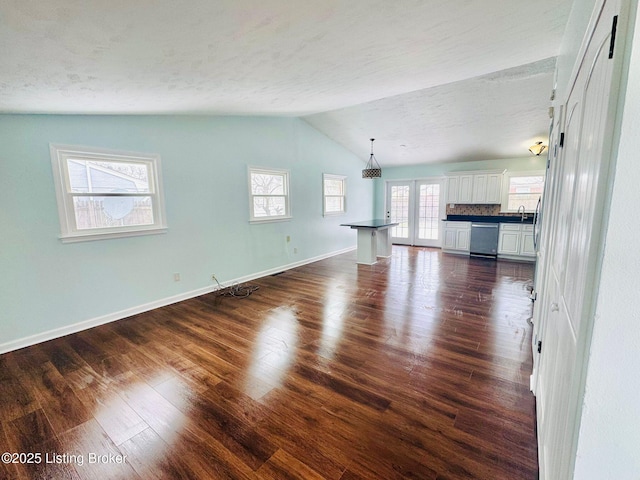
498,224,521,255
443,221,470,254
520,225,536,256
498,223,536,261
442,221,535,260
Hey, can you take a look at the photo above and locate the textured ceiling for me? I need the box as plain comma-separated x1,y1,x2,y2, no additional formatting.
0,0,573,165
304,57,557,165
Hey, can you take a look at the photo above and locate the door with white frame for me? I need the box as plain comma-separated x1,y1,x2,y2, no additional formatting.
533,1,625,478
385,179,445,247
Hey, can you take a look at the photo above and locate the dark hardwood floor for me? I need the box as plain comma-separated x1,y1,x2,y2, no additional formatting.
0,247,538,479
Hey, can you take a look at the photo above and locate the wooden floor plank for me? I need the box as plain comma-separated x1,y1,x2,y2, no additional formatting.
0,247,538,478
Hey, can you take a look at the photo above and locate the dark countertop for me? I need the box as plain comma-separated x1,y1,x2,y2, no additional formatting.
340,219,399,228
445,215,534,224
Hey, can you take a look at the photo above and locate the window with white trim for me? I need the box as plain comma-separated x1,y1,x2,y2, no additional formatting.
323,174,346,216
50,144,167,242
248,167,291,222
502,171,545,212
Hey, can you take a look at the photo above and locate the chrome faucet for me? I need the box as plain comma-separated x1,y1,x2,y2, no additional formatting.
518,205,527,221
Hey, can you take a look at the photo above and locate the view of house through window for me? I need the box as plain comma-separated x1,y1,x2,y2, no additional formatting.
68,159,154,229
505,174,545,211
50,144,167,242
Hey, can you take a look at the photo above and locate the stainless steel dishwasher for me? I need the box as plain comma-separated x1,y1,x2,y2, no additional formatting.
470,223,499,258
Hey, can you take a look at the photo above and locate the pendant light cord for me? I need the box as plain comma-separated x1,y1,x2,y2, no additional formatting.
367,138,381,169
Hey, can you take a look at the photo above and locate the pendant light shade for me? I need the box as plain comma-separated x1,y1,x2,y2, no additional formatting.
529,141,547,156
362,138,382,178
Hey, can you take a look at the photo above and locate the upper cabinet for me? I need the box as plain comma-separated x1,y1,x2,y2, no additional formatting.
458,175,473,203
446,171,503,204
472,174,487,203
485,173,502,203
446,174,473,203
445,176,457,203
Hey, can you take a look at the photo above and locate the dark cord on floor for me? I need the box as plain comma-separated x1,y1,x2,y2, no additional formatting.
212,276,259,298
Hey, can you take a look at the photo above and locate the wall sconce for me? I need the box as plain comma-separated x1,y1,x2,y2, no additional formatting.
529,141,547,156
362,138,382,178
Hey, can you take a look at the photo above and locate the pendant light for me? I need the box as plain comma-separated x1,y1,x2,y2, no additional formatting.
362,138,382,178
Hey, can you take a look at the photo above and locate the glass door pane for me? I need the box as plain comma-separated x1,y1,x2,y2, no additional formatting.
417,183,440,241
387,182,413,245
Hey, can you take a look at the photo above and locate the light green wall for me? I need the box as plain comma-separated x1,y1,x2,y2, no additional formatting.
373,156,547,217
0,114,373,348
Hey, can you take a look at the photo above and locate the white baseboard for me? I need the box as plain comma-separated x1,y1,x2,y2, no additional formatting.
0,246,356,355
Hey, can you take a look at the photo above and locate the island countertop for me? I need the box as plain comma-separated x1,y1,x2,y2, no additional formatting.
340,219,399,229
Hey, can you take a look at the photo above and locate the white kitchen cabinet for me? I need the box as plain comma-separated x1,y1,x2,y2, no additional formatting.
498,224,521,255
458,175,473,203
445,171,502,204
485,173,502,203
520,225,536,257
498,223,535,261
445,176,459,204
443,221,470,254
472,175,487,203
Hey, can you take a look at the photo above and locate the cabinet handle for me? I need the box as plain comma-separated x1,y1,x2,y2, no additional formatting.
551,303,559,312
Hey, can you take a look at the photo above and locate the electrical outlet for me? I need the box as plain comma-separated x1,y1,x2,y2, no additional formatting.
293,247,298,254
174,273,180,282
286,235,291,242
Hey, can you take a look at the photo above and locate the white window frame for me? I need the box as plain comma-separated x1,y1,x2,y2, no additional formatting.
50,144,167,243
248,166,291,223
501,170,545,213
322,173,347,216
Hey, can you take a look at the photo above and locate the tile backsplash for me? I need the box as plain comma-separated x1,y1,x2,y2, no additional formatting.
446,204,519,217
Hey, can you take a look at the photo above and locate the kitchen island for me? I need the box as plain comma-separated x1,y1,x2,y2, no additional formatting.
340,219,398,265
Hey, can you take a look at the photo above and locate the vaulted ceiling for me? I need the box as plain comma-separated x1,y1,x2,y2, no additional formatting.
0,0,573,165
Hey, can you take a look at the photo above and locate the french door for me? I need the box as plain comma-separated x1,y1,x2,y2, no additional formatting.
385,179,445,247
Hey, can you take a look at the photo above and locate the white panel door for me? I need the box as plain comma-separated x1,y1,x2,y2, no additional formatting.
530,103,563,395
535,2,623,478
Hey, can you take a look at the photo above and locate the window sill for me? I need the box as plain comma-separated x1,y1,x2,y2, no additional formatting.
249,216,292,224
60,227,168,243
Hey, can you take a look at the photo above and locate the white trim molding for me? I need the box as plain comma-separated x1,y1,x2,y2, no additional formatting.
0,246,356,355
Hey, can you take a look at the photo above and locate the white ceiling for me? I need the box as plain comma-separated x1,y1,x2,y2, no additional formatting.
0,0,573,166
